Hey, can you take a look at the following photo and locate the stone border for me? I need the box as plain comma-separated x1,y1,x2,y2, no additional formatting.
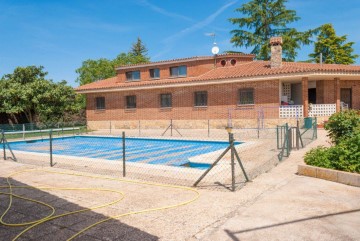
298,164,360,187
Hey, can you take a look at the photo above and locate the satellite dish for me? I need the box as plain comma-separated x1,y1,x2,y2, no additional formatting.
212,44,219,55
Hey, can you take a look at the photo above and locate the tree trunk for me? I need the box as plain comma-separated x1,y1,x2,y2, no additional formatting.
10,113,19,124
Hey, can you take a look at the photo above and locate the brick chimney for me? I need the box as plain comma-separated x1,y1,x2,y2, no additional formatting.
270,37,283,68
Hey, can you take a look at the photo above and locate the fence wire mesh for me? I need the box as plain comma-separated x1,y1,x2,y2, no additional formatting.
2,116,317,191
1,121,87,140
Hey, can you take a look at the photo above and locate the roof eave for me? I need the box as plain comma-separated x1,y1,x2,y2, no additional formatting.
75,71,360,94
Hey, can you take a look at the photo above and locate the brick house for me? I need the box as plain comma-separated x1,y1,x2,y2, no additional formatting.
76,37,360,129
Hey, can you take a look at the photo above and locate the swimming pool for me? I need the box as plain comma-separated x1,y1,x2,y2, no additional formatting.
9,136,241,168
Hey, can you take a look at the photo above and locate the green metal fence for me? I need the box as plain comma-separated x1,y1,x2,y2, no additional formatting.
277,123,291,161
1,121,87,140
276,117,318,161
2,118,318,191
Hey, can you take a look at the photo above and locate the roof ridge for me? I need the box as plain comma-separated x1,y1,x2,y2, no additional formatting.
115,53,255,69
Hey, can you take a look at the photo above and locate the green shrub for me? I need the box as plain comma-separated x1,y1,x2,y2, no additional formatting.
324,109,360,144
304,146,333,169
304,133,360,174
331,134,360,173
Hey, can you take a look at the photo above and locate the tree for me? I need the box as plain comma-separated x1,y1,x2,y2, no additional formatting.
309,24,358,65
76,38,150,86
229,0,317,61
34,80,82,123
130,37,149,60
0,66,81,123
0,66,48,123
113,52,149,68
75,58,115,86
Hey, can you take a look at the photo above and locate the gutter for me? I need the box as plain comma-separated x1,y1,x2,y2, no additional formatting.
75,71,360,94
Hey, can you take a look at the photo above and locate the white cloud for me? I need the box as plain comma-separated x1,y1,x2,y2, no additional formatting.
153,0,238,59
136,0,193,22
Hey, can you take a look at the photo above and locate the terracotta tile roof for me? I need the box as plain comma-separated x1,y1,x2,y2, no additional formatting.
76,61,360,92
193,61,360,80
115,53,255,69
76,76,120,90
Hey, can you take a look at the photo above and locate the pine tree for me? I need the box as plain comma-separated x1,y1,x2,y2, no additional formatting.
309,24,358,65
76,38,151,85
229,0,317,61
130,37,149,57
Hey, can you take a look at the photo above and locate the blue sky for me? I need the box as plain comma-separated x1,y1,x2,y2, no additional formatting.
1,0,359,87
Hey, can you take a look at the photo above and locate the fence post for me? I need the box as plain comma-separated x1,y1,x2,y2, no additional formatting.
296,120,300,150
290,127,293,150
122,131,126,177
110,121,112,135
2,130,6,160
230,132,236,192
170,119,173,137
138,120,141,137
49,130,53,167
313,117,318,140
208,119,210,137
276,126,279,149
285,123,290,156
315,117,318,139
22,124,25,140
257,109,260,139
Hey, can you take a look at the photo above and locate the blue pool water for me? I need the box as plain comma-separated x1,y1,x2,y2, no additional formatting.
9,136,240,168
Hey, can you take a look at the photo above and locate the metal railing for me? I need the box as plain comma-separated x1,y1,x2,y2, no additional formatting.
0,121,86,132
276,117,318,161
2,122,87,140
277,123,291,161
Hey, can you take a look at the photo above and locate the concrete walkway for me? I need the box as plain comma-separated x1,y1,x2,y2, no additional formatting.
197,130,360,241
0,130,359,241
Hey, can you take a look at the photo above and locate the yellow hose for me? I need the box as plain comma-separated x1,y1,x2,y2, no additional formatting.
0,168,200,241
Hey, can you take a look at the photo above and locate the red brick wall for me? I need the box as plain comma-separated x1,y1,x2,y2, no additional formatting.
322,79,336,103
316,80,324,104
115,57,253,83
341,80,360,109
86,79,280,121
317,79,360,109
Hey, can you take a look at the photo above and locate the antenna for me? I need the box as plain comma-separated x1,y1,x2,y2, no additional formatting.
205,33,219,55
205,32,216,43
206,32,219,68
320,53,323,65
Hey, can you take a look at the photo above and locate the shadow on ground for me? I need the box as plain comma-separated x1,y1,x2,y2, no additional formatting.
0,177,158,241
224,208,360,241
